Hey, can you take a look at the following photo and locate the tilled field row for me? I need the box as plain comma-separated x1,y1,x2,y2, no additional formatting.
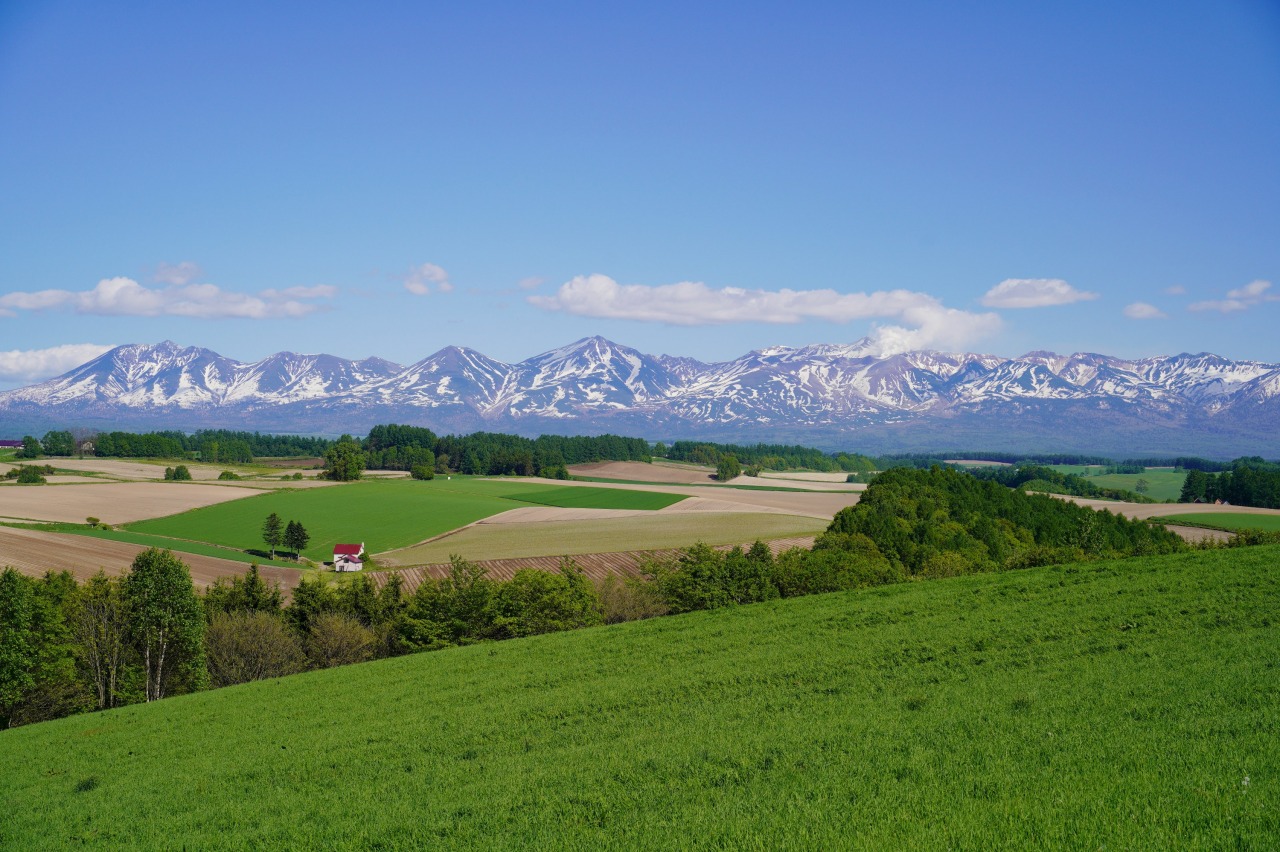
0,526,305,596
367,536,817,595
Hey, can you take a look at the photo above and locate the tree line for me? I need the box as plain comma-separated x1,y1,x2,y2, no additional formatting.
324,426,654,481
1179,458,1280,508
660,441,877,474
13,429,330,462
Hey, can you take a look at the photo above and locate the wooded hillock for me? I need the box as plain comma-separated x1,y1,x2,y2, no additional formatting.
825,466,1185,576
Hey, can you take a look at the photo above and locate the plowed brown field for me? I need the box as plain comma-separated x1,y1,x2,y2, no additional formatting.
0,526,303,594
369,536,816,594
0,482,261,524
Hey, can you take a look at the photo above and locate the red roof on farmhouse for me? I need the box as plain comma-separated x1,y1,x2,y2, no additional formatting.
333,544,363,556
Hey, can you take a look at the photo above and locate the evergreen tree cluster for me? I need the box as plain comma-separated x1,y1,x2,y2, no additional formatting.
663,441,876,472
89,429,329,461
362,426,650,478
1179,458,1280,508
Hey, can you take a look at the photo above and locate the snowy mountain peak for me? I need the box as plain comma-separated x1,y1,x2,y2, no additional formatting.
0,338,1276,454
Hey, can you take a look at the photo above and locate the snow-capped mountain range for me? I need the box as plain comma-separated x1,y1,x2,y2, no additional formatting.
1,338,1277,455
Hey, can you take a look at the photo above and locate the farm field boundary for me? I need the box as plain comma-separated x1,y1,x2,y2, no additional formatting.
127,478,689,562
376,512,825,568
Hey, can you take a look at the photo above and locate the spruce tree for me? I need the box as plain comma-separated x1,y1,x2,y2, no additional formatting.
262,512,283,559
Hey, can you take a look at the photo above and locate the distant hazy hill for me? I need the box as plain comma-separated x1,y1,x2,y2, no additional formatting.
2,337,1277,455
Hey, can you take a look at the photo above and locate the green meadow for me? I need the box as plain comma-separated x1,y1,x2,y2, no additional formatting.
1050,465,1188,501
125,478,684,561
2,546,1276,849
1154,512,1280,532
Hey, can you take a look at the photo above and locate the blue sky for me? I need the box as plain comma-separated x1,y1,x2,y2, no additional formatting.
1,0,1278,387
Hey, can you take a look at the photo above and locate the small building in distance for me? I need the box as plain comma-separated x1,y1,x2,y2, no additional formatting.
333,542,365,572
0,439,23,449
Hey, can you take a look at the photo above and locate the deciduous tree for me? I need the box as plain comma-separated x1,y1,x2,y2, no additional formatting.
205,611,306,687
323,435,366,481
124,549,206,702
72,571,131,711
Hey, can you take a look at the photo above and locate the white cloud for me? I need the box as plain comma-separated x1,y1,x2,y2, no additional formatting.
1188,279,1277,313
1123,302,1167,320
405,263,453,295
1164,284,1187,296
0,343,115,383
154,261,203,286
981,278,1099,309
0,276,334,319
528,274,1002,355
518,276,546,290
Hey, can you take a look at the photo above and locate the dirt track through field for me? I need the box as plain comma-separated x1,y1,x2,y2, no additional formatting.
0,526,304,594
0,482,262,524
369,536,817,594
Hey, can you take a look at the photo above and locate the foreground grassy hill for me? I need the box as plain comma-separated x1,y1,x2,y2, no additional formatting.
2,547,1277,849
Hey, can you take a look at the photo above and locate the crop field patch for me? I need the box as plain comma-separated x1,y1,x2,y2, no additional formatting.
1049,465,1188,501
0,482,261,524
377,511,827,565
1151,512,1280,532
126,478,686,561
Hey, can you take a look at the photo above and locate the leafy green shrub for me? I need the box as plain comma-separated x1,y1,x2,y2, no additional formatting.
16,465,46,484
217,470,241,480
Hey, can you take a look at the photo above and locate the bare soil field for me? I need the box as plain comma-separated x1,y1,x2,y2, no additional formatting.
258,457,324,468
376,512,827,566
572,461,862,492
757,470,852,483
45,458,233,481
371,536,818,593
32,458,333,487
1162,525,1235,543
571,461,717,484
1053,495,1280,522
0,482,260,524
517,476,860,519
0,526,302,594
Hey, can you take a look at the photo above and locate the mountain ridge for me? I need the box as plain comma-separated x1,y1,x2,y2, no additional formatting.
1,337,1276,455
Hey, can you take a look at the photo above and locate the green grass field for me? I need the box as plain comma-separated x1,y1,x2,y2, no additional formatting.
383,512,826,564
1050,465,1187,501
126,478,685,561
2,546,1276,849
1152,512,1280,532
